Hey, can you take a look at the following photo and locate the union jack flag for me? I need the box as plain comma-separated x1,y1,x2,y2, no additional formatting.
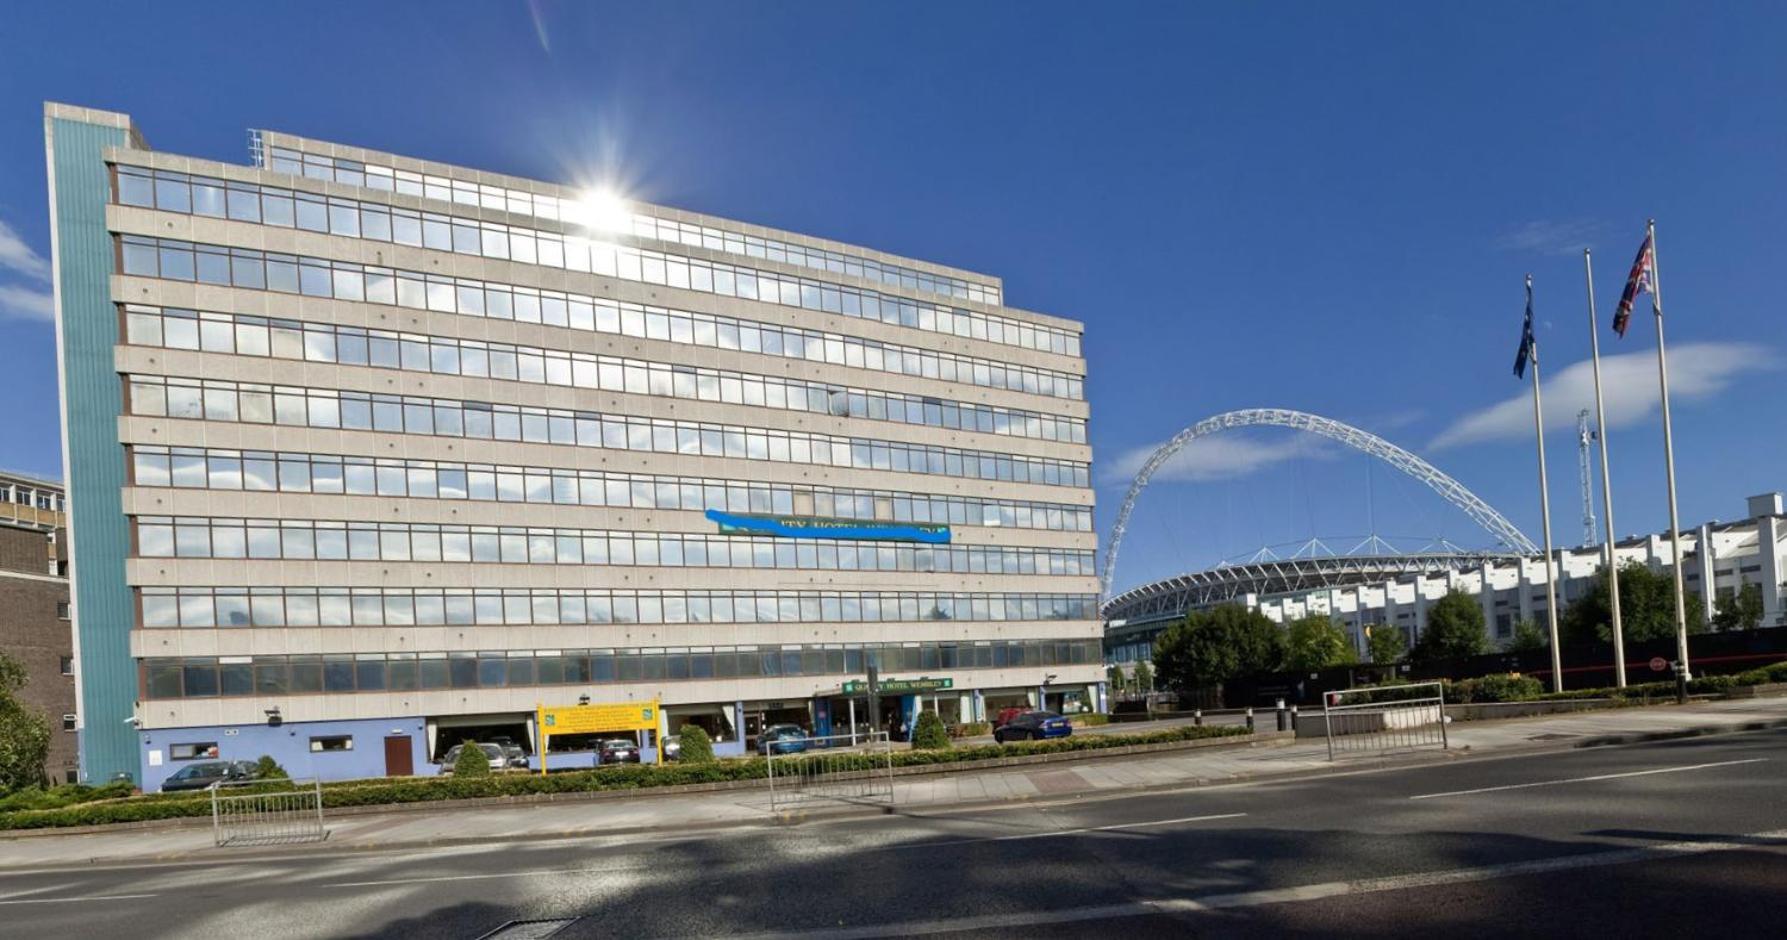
1612,233,1654,337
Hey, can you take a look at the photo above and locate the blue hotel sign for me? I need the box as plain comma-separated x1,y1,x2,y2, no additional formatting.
704,509,951,544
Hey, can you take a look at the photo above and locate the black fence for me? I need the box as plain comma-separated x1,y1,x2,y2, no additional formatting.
1221,627,1787,707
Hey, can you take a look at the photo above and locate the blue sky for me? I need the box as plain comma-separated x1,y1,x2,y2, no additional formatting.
1,3,1782,594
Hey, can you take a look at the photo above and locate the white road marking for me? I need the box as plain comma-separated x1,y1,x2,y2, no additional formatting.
1407,758,1768,800
729,827,1787,939
0,893,159,905
327,864,637,888
892,812,1249,848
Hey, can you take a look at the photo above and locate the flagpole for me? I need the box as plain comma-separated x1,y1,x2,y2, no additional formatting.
1526,275,1565,693
1647,219,1693,692
1583,250,1627,687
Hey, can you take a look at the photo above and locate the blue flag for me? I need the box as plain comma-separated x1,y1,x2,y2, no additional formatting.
1513,275,1535,379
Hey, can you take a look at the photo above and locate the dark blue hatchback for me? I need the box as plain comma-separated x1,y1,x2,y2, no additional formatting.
993,711,1072,743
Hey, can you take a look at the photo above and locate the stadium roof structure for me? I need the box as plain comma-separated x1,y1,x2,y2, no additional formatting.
1100,550,1519,626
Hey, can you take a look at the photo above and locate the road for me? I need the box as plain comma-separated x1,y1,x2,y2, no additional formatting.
4,729,1783,938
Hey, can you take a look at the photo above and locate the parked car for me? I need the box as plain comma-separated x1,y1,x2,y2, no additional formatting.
599,738,642,764
661,735,683,762
160,760,256,792
756,724,810,755
500,744,528,768
992,706,1030,729
993,711,1072,743
439,742,510,773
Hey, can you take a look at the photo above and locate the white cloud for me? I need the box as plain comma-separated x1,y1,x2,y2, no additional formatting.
0,220,49,282
0,284,53,322
1103,431,1334,485
1431,341,1774,449
1495,219,1608,256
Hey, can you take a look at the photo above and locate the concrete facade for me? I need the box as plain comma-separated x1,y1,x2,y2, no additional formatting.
47,104,1101,785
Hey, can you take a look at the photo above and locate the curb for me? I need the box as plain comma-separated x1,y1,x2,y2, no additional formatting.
0,729,1276,841
1573,716,1787,748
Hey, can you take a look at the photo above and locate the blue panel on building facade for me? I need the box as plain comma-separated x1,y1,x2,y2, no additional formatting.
138,716,431,792
48,113,135,784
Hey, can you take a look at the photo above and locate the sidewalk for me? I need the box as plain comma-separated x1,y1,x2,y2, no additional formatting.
5,696,1783,871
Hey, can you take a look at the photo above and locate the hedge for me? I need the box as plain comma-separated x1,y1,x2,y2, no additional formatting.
0,723,1250,831
1350,659,1787,706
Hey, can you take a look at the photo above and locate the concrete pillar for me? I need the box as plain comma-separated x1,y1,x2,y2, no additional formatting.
1479,561,1498,639
1760,516,1783,626
1697,523,1717,624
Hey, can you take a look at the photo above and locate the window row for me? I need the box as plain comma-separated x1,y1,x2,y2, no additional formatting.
130,446,1093,532
123,305,1085,444
120,169,1068,355
251,146,1002,305
122,264,1076,401
0,483,62,511
145,637,1099,699
134,517,1098,575
124,375,1092,489
139,586,1099,628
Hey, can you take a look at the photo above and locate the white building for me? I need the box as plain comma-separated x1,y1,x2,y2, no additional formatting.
1104,492,1787,661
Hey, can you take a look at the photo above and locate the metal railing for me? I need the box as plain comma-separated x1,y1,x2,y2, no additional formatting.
765,732,895,812
1321,682,1449,760
211,777,327,846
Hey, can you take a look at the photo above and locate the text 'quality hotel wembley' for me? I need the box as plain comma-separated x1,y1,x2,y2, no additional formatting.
45,103,1100,788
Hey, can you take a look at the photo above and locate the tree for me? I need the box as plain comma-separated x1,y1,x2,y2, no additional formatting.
1504,619,1549,653
1364,623,1405,665
1284,615,1359,671
253,755,289,780
1152,603,1285,693
910,710,951,750
0,654,49,795
1131,659,1153,693
1408,589,1488,664
1562,562,1708,645
676,724,715,764
1713,582,1765,633
452,739,491,777
1105,663,1128,694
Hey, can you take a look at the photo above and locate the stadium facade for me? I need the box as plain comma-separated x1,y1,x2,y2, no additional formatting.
1105,492,1787,664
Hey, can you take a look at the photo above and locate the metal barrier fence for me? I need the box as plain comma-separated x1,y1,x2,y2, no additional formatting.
211,777,327,847
1321,682,1448,760
765,732,895,812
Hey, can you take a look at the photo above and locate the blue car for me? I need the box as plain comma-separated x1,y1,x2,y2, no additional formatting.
993,711,1072,743
757,724,810,755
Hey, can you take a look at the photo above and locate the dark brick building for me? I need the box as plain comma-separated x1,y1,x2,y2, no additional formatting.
0,472,75,785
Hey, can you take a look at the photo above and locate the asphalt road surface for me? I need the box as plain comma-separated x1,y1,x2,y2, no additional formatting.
5,729,1784,939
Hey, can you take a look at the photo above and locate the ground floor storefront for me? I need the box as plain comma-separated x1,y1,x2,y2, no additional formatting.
133,676,1104,790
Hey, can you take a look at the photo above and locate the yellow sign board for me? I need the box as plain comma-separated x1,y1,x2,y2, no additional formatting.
535,699,662,775
540,700,659,735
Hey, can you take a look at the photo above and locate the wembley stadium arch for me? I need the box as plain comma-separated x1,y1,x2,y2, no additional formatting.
1100,408,1538,611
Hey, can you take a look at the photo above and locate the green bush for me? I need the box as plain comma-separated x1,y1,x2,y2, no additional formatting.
0,781,134,813
910,711,951,750
1072,713,1111,726
254,755,289,780
1449,673,1544,704
949,722,991,739
452,740,491,778
676,725,715,764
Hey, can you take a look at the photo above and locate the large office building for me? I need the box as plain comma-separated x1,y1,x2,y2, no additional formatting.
0,472,75,785
45,103,1100,788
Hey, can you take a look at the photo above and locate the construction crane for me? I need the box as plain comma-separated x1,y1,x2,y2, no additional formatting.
1577,410,1598,548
